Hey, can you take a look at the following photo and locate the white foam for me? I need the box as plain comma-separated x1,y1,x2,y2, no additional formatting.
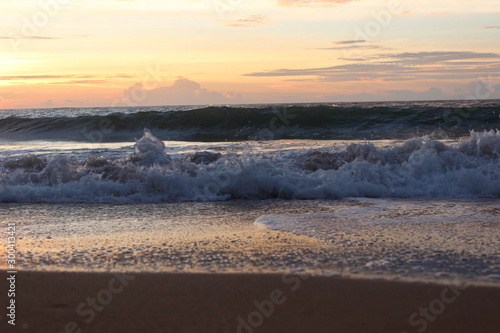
0,130,499,203
255,198,500,241
131,128,172,165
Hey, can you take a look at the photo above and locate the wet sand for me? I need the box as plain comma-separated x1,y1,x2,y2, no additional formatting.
2,199,499,282
1,199,499,332
1,271,499,333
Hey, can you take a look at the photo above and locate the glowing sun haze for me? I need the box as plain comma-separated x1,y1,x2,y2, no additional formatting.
1,0,499,109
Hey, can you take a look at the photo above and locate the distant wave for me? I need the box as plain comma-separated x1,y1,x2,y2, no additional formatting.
1,129,499,203
0,103,499,142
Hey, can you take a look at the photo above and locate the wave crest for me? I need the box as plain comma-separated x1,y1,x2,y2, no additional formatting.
1,130,499,202
1,103,499,142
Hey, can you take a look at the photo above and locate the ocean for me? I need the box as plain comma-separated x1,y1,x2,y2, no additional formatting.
1,100,499,279
1,100,499,203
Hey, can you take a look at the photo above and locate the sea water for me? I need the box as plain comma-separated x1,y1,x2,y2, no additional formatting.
1,101,499,278
1,101,500,203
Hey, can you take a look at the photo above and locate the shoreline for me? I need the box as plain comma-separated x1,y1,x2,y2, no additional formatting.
2,199,499,283
1,198,499,331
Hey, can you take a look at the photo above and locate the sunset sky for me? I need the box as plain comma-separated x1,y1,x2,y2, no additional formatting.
1,0,500,109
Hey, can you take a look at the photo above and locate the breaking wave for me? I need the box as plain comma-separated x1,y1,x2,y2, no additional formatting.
1,101,499,142
1,129,499,203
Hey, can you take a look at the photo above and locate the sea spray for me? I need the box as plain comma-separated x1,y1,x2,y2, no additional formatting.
1,130,499,203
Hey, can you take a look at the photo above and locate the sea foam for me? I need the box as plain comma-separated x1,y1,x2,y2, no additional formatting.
1,130,499,203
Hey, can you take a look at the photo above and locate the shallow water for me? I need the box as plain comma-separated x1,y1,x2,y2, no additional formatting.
1,101,499,284
1,199,499,284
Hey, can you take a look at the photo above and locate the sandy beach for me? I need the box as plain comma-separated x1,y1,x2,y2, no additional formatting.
1,199,499,332
1,271,499,333
2,0,500,331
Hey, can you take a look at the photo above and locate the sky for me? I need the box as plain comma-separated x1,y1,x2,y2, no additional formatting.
1,0,500,109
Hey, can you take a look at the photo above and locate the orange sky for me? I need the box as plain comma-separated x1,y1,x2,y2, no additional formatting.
1,0,500,109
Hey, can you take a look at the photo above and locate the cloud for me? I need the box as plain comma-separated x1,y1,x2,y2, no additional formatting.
315,45,384,51
323,92,377,102
482,26,500,29
0,75,80,80
385,87,445,101
42,99,54,108
221,15,272,28
387,51,500,64
321,88,445,102
64,99,88,106
323,81,500,102
453,79,500,99
244,63,408,81
244,51,500,83
277,0,355,7
51,80,109,85
0,74,132,83
313,40,384,51
0,34,89,40
116,77,246,106
427,12,450,16
0,36,60,40
333,40,369,45
342,51,500,64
